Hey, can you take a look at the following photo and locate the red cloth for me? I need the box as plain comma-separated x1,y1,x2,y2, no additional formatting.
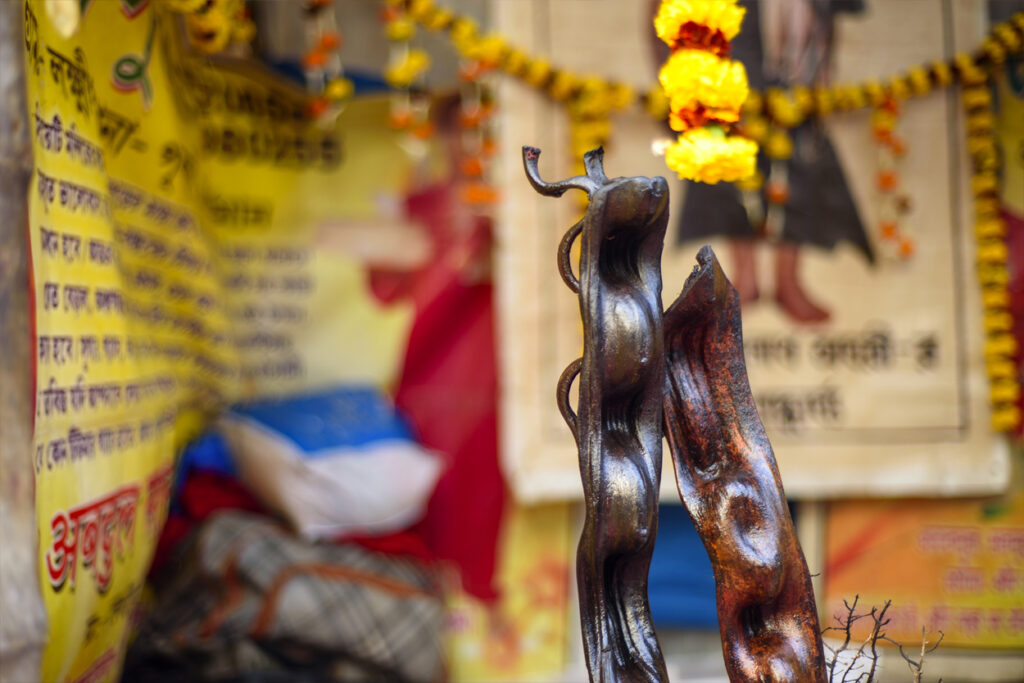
152,471,438,574
150,472,265,574
370,183,506,602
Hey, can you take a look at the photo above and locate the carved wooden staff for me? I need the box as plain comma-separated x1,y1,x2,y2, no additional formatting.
662,246,826,682
523,147,826,682
523,145,670,682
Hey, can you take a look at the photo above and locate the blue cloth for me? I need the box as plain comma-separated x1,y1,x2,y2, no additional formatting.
649,501,800,627
229,386,413,455
648,504,718,628
179,432,236,477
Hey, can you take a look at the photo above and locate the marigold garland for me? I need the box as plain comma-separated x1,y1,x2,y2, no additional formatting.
664,128,756,185
963,78,1022,432
653,0,755,183
654,0,745,46
301,0,354,122
658,50,749,129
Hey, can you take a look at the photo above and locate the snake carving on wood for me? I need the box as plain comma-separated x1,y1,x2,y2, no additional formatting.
523,145,670,682
523,146,826,682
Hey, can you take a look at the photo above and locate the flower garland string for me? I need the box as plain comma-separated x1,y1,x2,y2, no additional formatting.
382,0,434,151
301,0,354,122
652,0,757,184
872,98,915,261
962,62,1022,432
450,16,500,207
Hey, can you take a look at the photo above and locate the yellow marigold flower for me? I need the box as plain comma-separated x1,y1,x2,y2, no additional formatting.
549,72,579,101
987,358,1017,379
864,79,886,107
645,88,670,120
764,128,792,160
502,49,528,76
980,266,1011,291
385,18,416,42
968,135,996,156
982,38,1007,64
424,7,454,31
977,240,1008,265
608,83,635,110
994,23,1022,51
985,333,1018,359
232,18,256,44
734,169,763,191
791,85,814,114
967,111,995,134
741,116,768,143
887,76,910,100
813,88,834,116
325,77,354,102
407,0,435,21
975,197,1001,219
654,0,746,44
449,17,478,43
971,172,999,196
907,66,931,95
385,49,431,88
975,217,1006,239
741,89,763,115
931,60,953,87
983,288,1010,309
664,127,757,184
469,34,505,65
992,405,1021,432
963,86,992,111
766,88,802,127
991,380,1021,404
955,52,986,85
525,59,552,87
659,49,748,116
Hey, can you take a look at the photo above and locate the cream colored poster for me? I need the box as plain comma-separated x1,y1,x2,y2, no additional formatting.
495,0,1009,501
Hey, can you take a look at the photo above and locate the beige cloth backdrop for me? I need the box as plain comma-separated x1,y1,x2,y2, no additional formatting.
493,0,1010,502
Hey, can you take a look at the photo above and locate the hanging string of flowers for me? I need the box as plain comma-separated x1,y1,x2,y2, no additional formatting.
962,65,1022,433
450,16,500,207
301,0,354,122
381,0,434,150
165,0,255,55
652,0,757,183
394,0,635,183
871,98,915,261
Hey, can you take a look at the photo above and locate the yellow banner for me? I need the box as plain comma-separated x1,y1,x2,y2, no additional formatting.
24,1,418,679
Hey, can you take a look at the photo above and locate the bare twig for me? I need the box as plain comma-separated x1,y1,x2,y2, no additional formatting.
824,599,942,683
881,628,944,683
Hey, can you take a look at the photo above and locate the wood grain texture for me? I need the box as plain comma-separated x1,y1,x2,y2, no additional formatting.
524,146,669,682
662,246,826,682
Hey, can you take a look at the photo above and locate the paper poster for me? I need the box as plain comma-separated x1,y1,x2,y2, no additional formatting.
495,0,1009,501
824,493,1024,649
447,502,573,683
24,1,421,679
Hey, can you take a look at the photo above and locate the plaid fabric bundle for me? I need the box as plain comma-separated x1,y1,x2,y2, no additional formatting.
125,511,446,682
